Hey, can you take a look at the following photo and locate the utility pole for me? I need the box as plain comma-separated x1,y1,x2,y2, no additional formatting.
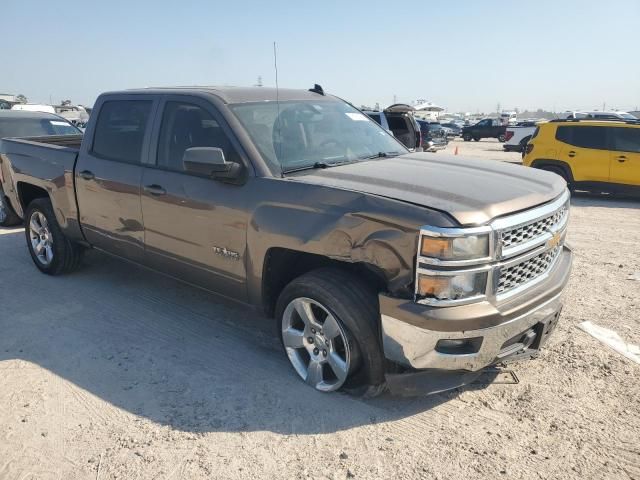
255,76,263,87
393,94,397,104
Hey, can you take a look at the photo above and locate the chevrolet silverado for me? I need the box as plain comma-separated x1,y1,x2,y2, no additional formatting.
0,86,572,395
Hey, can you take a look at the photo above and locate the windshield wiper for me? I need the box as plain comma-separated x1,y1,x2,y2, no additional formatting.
282,161,346,175
361,151,402,160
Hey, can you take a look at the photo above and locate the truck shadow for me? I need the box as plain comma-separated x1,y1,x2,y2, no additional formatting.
0,238,498,436
571,191,640,209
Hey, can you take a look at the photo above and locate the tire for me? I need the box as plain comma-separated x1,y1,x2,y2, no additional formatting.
275,268,385,396
498,133,506,142
462,133,472,142
0,188,21,227
539,166,573,191
24,198,84,275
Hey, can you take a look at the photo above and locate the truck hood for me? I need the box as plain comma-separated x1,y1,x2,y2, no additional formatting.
288,153,566,226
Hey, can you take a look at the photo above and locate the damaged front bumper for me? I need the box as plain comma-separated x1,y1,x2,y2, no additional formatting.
379,245,572,393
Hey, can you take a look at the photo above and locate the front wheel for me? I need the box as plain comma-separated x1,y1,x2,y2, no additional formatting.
498,133,506,142
462,133,472,141
25,198,84,275
276,268,385,395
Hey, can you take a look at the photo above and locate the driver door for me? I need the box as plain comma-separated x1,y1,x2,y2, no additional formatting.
140,96,250,301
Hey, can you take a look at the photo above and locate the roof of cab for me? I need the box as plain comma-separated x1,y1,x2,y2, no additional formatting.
115,86,334,104
0,110,70,121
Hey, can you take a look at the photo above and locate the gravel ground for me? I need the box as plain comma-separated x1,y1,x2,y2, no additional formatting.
1,142,638,479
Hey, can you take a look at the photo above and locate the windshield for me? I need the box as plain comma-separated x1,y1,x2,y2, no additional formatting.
0,117,81,138
620,113,637,120
230,100,408,173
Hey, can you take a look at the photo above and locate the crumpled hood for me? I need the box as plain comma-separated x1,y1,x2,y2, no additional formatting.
289,153,566,226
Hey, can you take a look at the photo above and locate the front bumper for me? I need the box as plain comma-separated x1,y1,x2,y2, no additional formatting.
380,245,572,372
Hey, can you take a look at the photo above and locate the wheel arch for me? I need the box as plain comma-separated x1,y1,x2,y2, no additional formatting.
17,182,50,213
261,248,387,317
530,159,574,183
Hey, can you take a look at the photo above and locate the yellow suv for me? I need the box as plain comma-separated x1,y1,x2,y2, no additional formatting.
522,119,640,194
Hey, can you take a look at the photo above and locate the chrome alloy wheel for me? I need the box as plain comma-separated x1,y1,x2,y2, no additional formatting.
29,211,54,266
281,297,356,392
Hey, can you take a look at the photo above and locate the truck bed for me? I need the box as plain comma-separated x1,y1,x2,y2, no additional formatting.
0,135,83,236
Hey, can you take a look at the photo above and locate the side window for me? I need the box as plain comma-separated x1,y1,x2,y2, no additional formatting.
157,101,239,172
611,127,640,153
555,126,571,143
92,100,152,163
555,126,608,150
571,126,608,150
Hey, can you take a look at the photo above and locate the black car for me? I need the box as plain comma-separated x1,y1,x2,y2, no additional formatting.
461,118,507,142
0,110,81,226
416,120,448,152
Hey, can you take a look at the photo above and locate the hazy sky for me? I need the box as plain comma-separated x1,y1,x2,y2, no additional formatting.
4,0,639,113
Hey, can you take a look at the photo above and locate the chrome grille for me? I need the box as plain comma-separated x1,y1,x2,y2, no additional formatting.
498,246,561,294
500,205,568,250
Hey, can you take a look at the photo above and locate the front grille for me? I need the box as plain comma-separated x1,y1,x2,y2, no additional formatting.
500,205,568,250
497,246,561,294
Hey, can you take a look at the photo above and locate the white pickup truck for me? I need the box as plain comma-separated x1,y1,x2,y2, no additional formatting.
503,121,539,153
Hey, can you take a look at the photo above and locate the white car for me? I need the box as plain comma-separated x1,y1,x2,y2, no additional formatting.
503,121,541,153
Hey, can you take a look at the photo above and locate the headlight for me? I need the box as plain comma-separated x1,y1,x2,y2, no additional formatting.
420,234,490,261
417,271,488,302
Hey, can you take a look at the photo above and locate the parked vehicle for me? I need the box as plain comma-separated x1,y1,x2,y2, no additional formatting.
416,120,448,152
560,111,637,121
500,111,518,126
0,86,572,395
461,118,507,142
440,122,462,136
503,121,539,153
0,110,81,226
11,103,56,114
523,118,640,195
363,104,421,151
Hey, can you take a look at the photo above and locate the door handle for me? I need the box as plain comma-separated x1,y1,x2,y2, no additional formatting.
617,155,627,163
144,184,166,196
79,170,95,180
567,151,576,158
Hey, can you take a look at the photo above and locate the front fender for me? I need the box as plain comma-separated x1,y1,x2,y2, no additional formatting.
244,178,456,307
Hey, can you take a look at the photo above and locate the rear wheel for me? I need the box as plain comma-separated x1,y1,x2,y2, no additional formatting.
498,133,506,142
276,268,385,396
25,198,84,275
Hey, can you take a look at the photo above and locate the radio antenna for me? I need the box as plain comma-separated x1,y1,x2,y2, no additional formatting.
273,41,283,174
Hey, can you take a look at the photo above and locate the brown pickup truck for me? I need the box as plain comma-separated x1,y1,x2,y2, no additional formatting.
0,86,572,395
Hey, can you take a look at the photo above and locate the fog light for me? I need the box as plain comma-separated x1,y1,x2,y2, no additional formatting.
435,337,483,355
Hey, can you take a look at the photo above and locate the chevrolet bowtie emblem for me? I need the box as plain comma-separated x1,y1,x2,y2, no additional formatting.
546,231,562,249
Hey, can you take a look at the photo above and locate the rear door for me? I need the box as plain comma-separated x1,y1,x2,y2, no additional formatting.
140,95,250,301
610,126,640,186
75,95,158,262
555,125,611,183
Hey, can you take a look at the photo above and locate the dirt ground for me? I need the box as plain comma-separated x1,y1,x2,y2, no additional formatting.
1,140,639,480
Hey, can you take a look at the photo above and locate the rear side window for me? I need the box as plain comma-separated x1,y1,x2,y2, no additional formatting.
555,126,608,150
611,127,640,153
92,100,152,163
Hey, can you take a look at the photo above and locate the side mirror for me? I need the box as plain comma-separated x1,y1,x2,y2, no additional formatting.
182,147,241,180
